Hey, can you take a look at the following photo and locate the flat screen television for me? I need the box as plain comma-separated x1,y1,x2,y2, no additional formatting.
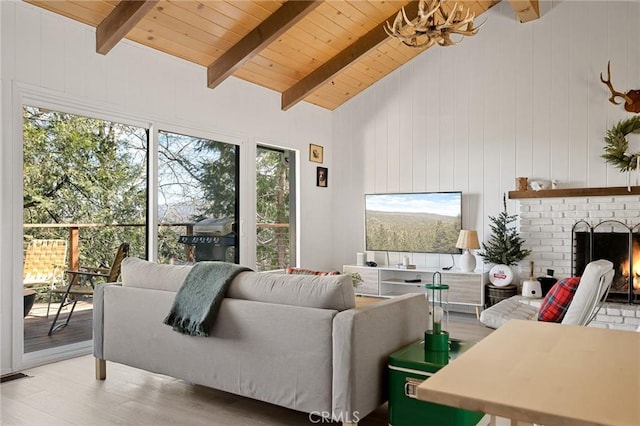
365,191,462,254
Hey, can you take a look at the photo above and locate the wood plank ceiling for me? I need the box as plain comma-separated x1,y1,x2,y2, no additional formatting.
24,1,539,111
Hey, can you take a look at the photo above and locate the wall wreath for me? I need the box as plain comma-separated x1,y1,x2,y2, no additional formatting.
602,115,640,172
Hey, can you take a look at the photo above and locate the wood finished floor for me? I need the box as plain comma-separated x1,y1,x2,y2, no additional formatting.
5,299,494,425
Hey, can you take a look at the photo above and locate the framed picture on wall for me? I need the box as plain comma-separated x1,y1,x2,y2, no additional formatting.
309,144,323,163
317,167,328,187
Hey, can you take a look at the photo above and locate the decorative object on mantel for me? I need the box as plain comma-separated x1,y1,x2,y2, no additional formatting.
515,177,528,191
529,180,551,191
601,115,640,191
384,0,483,49
455,230,480,272
478,195,531,287
600,61,640,113
528,179,558,190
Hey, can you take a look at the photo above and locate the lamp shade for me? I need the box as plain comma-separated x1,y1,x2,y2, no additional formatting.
456,230,480,250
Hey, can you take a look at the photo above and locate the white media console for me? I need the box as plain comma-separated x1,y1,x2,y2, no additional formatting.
343,265,488,317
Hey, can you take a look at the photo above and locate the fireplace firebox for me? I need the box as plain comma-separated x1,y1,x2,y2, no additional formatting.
572,220,640,304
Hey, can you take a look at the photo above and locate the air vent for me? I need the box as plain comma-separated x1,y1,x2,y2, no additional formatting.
0,372,30,383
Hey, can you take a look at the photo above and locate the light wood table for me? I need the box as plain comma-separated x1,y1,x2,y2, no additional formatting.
416,320,640,426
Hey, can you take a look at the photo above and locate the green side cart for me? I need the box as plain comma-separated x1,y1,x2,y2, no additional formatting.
388,339,484,426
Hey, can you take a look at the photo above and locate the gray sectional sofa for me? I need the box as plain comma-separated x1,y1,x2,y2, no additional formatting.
93,258,428,425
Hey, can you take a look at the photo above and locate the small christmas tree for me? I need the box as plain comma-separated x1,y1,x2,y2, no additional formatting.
478,195,531,266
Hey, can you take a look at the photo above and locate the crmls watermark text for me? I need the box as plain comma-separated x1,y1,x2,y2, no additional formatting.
308,411,361,423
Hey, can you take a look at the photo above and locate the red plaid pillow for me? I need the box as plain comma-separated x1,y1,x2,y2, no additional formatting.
537,277,581,322
286,267,340,276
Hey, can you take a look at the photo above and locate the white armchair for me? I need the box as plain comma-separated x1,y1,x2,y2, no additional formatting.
480,259,614,329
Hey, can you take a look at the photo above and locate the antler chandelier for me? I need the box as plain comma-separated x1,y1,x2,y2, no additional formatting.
384,0,483,48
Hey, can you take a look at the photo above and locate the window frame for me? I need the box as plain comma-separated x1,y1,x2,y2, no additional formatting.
11,85,250,370
255,143,297,271
155,128,241,264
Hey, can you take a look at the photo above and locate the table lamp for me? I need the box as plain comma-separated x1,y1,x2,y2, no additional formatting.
425,272,449,362
456,230,480,272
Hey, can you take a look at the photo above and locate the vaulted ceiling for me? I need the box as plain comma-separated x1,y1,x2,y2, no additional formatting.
25,1,539,111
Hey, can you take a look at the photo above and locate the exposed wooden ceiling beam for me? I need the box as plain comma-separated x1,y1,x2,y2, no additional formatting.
281,1,421,111
507,0,540,23
96,0,158,55
207,0,322,90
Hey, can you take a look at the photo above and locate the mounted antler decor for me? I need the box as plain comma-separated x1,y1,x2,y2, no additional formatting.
600,61,640,113
384,0,483,49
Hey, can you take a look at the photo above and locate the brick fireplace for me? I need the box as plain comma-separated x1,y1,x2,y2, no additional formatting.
515,193,640,331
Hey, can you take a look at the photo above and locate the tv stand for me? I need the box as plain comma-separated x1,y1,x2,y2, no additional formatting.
343,265,487,317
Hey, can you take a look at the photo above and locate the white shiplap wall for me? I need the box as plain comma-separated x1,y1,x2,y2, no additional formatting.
0,0,332,373
331,0,640,269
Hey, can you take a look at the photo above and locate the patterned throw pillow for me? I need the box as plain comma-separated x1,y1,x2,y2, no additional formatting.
286,267,340,276
537,277,581,322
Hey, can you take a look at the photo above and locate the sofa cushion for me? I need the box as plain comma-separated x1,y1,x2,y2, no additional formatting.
121,257,193,292
227,272,355,311
537,277,581,322
479,296,539,329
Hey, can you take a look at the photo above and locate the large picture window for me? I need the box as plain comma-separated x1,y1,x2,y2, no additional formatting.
157,130,239,264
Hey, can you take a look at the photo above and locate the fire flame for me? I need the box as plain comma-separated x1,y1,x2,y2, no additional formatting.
620,240,640,290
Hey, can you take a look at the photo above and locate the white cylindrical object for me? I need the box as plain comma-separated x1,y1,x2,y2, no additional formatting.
522,279,542,298
403,255,410,266
489,264,514,287
356,252,365,266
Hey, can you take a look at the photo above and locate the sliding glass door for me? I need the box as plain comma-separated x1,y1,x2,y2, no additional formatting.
255,145,296,271
22,105,148,353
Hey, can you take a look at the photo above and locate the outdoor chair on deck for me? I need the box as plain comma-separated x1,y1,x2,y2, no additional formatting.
480,259,615,329
48,242,129,335
22,239,68,317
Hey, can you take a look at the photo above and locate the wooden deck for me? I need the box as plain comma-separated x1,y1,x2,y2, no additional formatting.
24,301,93,353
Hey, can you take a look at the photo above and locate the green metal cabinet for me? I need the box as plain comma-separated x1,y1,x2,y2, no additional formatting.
388,339,484,426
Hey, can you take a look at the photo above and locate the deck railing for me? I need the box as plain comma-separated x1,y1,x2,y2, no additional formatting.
23,222,290,271
23,223,194,270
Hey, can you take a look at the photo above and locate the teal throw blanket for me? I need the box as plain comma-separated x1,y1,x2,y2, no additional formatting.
163,262,251,336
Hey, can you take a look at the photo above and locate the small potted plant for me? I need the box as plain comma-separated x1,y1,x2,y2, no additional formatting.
477,195,531,287
349,272,363,289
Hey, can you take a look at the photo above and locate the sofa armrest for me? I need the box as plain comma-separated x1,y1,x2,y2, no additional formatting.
331,294,428,423
93,282,122,359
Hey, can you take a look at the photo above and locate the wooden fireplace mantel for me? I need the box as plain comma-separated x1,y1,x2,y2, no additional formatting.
508,186,640,199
